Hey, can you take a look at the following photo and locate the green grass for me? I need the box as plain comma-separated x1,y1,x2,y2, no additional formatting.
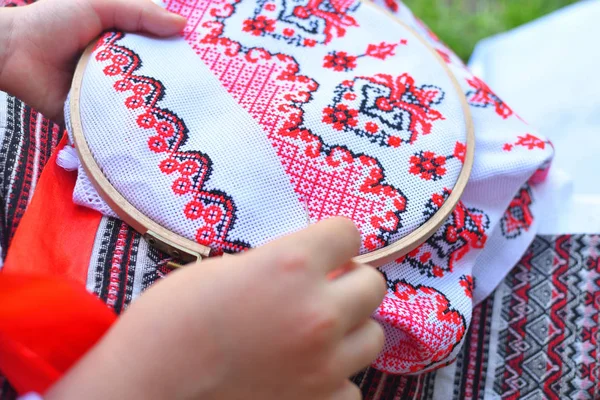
403,0,579,61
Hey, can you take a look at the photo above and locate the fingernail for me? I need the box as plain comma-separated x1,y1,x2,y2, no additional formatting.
168,12,187,24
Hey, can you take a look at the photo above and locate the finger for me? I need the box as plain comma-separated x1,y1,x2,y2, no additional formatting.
335,320,385,378
89,0,187,37
329,380,362,400
329,264,386,332
250,217,362,275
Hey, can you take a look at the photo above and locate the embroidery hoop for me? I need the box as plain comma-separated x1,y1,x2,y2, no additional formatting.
68,2,475,267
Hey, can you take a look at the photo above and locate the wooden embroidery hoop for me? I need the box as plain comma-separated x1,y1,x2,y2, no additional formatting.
68,1,475,267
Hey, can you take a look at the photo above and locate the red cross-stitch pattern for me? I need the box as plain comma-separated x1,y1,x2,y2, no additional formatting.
322,41,406,72
395,189,489,278
459,274,474,298
106,223,130,309
407,142,465,182
409,151,447,181
288,0,358,44
528,159,552,185
466,76,513,119
503,133,547,152
166,0,409,251
94,32,249,254
373,280,467,373
500,185,534,239
326,73,446,147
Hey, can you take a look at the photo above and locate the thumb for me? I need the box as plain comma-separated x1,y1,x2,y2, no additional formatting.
88,0,187,37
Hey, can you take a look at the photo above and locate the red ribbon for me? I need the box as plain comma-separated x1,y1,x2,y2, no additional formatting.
0,137,116,395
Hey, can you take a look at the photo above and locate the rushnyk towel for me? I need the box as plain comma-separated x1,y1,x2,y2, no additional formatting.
62,0,554,374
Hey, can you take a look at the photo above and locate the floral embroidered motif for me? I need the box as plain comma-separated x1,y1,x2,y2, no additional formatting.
325,73,445,147
322,40,406,72
408,143,466,182
242,15,276,36
504,133,548,152
322,104,358,129
466,76,513,119
409,151,447,181
323,51,357,71
366,41,403,59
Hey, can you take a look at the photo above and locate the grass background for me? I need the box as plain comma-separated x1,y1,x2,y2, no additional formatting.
403,0,579,61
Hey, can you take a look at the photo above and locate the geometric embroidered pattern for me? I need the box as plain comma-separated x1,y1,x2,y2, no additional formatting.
494,235,600,400
248,0,361,46
396,189,490,278
94,32,249,254
500,184,534,239
374,279,467,373
351,236,600,400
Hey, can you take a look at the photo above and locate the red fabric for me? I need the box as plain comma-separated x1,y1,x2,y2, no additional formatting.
0,137,116,395
3,137,102,283
0,274,116,394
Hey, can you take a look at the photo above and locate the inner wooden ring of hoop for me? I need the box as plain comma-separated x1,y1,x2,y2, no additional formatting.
69,2,475,266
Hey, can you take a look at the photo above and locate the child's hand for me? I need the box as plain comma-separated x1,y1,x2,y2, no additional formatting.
46,218,386,400
0,0,186,123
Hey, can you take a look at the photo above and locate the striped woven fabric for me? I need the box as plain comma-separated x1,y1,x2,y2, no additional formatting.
0,1,598,398
1,85,599,400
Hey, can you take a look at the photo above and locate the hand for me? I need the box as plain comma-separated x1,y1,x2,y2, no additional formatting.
0,0,186,123
45,218,387,400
